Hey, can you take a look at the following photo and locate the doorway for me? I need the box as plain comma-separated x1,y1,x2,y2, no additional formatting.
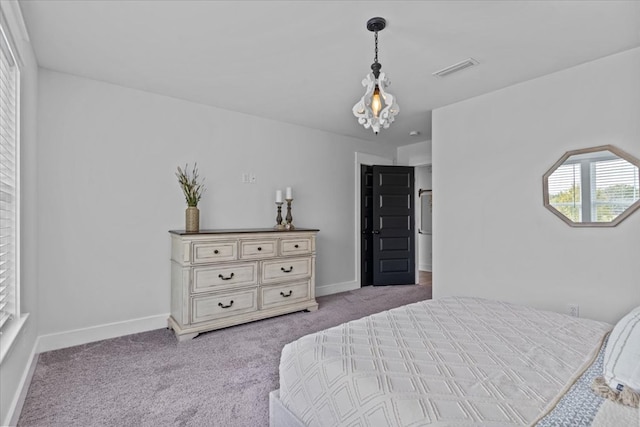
416,165,433,274
416,164,433,287
360,165,415,286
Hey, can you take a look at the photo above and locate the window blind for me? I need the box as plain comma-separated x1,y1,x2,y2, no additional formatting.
591,158,640,222
548,162,581,222
550,155,640,223
0,21,18,332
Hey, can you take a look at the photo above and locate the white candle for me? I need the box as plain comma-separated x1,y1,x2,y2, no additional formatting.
286,187,292,199
275,190,282,203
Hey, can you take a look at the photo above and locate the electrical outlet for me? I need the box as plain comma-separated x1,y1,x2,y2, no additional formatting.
249,174,256,184
241,173,249,183
568,304,580,318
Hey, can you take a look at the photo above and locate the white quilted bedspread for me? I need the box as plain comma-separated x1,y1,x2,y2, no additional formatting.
278,297,611,426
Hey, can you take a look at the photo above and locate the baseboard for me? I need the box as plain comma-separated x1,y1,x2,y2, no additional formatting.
36,314,169,354
315,280,359,297
419,263,432,272
4,345,38,427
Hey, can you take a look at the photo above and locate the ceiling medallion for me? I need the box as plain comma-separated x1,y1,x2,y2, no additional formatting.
352,17,399,135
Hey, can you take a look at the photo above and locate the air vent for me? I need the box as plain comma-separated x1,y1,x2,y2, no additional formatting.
432,58,479,78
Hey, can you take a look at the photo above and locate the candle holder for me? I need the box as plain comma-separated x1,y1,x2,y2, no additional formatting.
285,198,295,230
274,202,285,230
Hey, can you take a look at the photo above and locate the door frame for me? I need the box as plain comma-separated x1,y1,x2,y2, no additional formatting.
354,152,393,288
407,160,432,283
355,152,432,288
415,164,433,274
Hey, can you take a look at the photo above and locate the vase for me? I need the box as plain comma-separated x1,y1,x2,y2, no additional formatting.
185,206,200,232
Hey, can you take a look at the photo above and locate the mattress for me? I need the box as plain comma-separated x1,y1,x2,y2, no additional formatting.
277,297,612,426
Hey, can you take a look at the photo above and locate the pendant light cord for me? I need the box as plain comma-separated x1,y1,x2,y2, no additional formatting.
371,30,382,78
374,31,379,64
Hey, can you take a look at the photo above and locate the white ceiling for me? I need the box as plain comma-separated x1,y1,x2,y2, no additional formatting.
18,1,640,146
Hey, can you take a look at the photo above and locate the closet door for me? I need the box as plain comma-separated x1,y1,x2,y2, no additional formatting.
371,166,415,285
361,165,374,286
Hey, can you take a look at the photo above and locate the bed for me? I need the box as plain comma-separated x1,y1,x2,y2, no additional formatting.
269,297,640,426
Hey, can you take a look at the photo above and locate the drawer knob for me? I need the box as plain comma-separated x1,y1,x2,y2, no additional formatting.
218,300,234,309
281,266,294,273
218,272,235,280
280,290,293,298
214,249,219,254
294,244,299,248
257,247,262,251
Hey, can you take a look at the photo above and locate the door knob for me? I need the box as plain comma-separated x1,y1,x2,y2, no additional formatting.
372,230,380,234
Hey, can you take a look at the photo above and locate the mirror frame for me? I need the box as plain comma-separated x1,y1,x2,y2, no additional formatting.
543,145,640,227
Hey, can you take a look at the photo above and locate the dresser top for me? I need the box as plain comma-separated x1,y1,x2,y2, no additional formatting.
169,228,319,236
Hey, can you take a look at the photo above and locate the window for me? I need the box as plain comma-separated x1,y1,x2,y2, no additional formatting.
547,162,582,222
590,158,640,222
546,148,640,225
0,12,20,361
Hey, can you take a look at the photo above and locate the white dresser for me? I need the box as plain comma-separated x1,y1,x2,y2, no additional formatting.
169,228,319,341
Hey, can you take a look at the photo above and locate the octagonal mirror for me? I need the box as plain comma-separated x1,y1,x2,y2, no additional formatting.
543,145,640,227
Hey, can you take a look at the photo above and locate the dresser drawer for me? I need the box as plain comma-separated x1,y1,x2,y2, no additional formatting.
260,280,311,309
261,257,312,284
280,237,313,256
192,262,258,293
191,289,258,324
192,241,237,264
240,239,277,259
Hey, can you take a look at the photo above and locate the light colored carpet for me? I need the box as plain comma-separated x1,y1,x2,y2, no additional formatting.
18,284,431,427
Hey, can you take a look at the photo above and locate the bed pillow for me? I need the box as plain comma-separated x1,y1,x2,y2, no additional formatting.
592,306,640,407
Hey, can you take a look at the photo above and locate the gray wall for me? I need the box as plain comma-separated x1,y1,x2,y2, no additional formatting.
36,69,396,337
433,47,640,324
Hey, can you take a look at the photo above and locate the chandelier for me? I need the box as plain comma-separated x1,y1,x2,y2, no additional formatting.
352,17,399,134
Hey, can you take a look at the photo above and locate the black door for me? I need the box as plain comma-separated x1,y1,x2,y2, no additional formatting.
371,165,415,285
361,165,374,286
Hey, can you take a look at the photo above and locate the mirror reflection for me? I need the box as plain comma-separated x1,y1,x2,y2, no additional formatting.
543,145,640,226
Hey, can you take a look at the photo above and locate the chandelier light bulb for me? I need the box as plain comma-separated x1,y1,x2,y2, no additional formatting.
371,86,382,117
